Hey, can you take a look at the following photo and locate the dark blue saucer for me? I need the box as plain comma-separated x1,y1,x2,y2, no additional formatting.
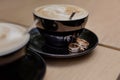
27,28,98,58
0,50,46,80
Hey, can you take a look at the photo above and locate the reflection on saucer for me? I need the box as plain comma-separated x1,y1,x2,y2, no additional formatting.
68,38,89,53
68,43,80,53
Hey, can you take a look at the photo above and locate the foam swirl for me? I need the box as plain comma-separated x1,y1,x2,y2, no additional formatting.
34,4,88,20
0,22,30,56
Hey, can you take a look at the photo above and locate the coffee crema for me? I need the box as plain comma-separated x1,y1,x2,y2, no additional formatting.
34,4,88,20
0,22,30,56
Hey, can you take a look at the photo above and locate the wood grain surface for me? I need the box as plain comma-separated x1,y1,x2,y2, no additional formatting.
0,0,120,80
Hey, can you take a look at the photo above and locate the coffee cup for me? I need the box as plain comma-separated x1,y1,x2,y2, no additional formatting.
33,4,88,47
0,22,30,65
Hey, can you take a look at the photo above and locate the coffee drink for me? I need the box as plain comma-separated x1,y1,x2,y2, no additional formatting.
34,4,88,20
0,22,30,56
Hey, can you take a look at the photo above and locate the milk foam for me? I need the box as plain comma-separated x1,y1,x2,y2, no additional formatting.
0,22,30,56
34,4,88,20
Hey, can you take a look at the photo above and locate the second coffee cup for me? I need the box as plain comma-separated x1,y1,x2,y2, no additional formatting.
33,4,89,47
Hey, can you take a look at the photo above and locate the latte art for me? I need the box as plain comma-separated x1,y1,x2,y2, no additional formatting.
0,22,30,56
34,4,88,20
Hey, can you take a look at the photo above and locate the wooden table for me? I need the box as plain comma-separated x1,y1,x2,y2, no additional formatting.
0,0,120,80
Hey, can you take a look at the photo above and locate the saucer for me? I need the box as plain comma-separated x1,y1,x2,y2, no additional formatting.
0,50,46,80
27,28,98,58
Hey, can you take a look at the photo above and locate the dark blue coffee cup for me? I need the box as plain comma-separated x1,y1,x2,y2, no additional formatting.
33,4,89,47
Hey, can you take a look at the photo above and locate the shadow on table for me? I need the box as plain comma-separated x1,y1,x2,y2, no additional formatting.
44,50,97,67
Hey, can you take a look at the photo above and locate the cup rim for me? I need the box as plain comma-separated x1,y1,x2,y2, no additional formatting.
0,21,30,56
33,4,89,21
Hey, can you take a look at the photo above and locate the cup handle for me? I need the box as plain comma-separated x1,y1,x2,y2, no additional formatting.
27,19,39,32
26,19,41,38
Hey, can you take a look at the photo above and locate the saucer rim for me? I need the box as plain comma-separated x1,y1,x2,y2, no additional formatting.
28,28,98,58
27,50,46,79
